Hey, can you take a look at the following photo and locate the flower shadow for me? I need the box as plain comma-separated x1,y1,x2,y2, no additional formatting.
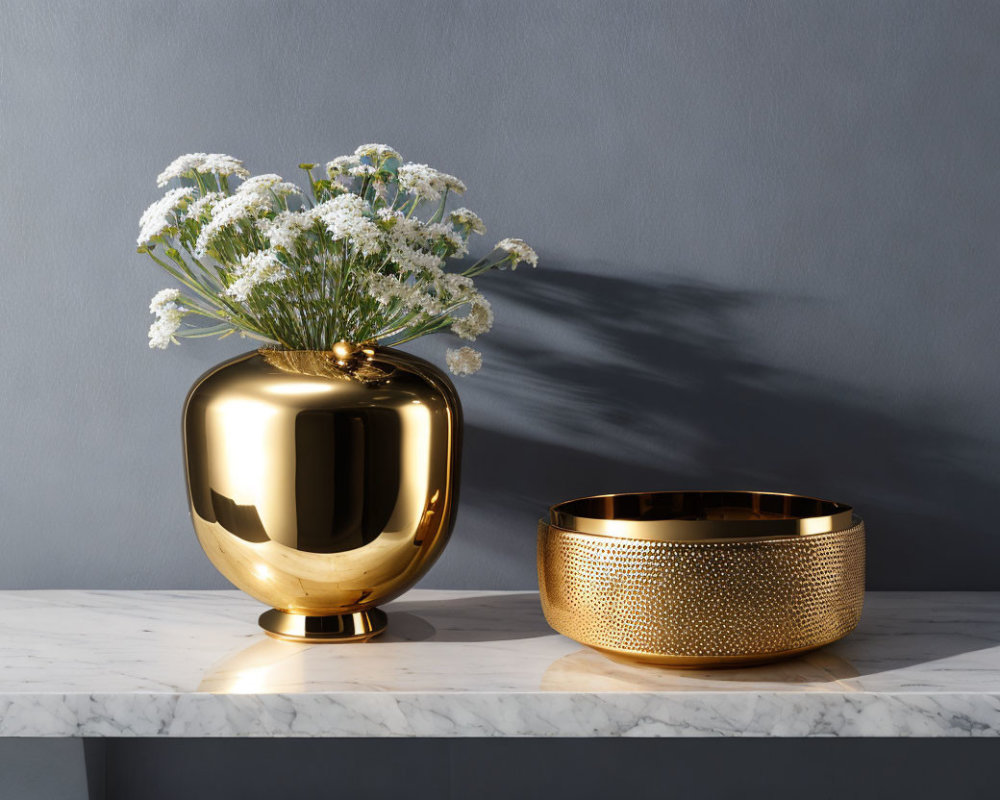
451,264,1000,590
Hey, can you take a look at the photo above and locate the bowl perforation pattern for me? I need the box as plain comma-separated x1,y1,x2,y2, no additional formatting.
538,521,865,660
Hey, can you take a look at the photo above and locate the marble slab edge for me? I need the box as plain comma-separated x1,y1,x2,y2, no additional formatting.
3,692,1000,738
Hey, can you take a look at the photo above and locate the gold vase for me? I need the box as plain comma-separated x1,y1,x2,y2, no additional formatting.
183,344,462,642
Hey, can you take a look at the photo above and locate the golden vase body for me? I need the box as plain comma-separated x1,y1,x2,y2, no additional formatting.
183,347,462,642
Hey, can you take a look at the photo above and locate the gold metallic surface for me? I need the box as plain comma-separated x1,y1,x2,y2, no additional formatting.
550,490,854,541
538,491,865,667
258,607,387,643
183,348,461,640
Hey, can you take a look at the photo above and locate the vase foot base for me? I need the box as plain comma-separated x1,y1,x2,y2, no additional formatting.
258,607,388,643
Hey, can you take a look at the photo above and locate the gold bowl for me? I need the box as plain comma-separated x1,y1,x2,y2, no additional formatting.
538,491,865,667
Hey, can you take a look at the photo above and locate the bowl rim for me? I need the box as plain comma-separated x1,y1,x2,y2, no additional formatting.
548,490,856,541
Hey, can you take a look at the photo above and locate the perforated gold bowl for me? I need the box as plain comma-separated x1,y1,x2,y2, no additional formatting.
537,491,865,667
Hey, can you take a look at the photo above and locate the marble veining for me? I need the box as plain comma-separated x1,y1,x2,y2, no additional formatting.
0,590,999,737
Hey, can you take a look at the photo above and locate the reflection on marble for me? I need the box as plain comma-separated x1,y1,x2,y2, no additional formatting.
1,590,999,737
540,647,861,691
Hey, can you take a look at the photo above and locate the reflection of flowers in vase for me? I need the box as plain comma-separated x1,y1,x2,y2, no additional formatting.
137,144,537,375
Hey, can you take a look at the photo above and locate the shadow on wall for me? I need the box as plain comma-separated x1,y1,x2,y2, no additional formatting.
456,266,999,590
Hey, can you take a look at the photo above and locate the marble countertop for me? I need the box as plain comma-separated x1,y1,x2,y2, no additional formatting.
1,589,999,737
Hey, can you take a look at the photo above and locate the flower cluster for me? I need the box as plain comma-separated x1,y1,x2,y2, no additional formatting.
137,144,537,374
147,288,185,349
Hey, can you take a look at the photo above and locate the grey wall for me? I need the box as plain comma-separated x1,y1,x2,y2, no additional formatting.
2,0,999,591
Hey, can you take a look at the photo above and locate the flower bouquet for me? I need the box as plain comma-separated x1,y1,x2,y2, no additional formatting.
138,143,536,374
136,144,536,639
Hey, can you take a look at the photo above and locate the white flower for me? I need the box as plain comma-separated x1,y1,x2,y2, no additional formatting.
325,155,358,177
446,346,482,376
364,273,444,316
449,207,486,235
148,315,182,349
237,174,301,198
376,215,451,272
225,250,289,302
183,192,223,221
312,194,383,256
434,270,475,297
425,222,468,256
397,163,466,202
451,297,493,341
156,153,249,187
354,143,401,161
363,272,405,307
147,288,185,349
137,187,196,246
199,154,251,178
348,164,376,178
156,155,202,187
258,210,313,252
495,237,538,268
149,288,181,315
393,243,444,273
140,145,534,366
195,192,273,255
